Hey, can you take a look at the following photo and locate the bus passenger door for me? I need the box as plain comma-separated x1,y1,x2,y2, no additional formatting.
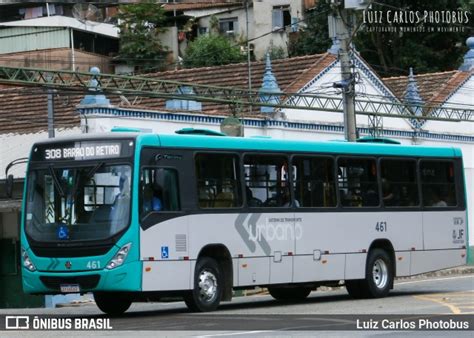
139,149,191,292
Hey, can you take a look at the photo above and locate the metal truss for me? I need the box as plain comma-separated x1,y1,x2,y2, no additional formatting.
0,66,473,123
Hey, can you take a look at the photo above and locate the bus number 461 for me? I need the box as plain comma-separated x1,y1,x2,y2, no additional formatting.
375,221,387,232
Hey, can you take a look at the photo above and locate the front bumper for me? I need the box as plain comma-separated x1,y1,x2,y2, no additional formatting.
22,260,142,294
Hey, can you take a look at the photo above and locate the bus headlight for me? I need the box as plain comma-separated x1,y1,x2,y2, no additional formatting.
21,247,36,272
106,243,132,270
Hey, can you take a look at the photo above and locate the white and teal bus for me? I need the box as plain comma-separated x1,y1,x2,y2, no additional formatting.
21,130,468,314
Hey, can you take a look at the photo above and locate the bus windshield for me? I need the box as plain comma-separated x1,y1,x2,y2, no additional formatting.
25,163,132,242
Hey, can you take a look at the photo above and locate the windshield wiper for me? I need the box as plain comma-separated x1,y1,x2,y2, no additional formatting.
48,166,65,198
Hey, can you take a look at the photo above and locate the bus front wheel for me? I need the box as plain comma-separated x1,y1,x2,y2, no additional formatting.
184,257,223,312
93,292,132,316
346,248,393,299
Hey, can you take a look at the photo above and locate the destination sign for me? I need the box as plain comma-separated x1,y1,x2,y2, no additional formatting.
33,140,132,161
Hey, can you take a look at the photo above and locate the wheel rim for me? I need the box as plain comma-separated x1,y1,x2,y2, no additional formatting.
372,258,388,289
198,269,218,303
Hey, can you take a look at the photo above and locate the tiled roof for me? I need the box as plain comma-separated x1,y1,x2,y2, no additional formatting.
0,87,82,135
0,53,332,134
3,53,469,136
383,70,472,105
131,53,334,116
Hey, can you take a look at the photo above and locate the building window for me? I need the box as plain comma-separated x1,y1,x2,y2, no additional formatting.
219,17,238,35
198,27,208,35
195,153,242,208
272,5,291,30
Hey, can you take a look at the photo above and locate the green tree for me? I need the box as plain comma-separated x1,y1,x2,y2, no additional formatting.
116,0,168,73
183,34,245,68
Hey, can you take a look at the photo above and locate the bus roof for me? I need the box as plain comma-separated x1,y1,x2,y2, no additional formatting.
137,133,462,158
32,132,461,158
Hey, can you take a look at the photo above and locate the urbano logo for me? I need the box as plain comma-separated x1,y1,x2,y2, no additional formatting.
5,316,29,330
248,217,303,242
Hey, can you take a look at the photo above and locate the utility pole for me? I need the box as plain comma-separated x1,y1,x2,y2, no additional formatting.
47,88,55,138
245,0,252,113
329,0,369,142
339,9,357,142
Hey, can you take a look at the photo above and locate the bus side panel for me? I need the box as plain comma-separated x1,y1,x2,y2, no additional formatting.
140,216,190,291
394,251,411,276
296,212,423,254
293,254,346,282
345,253,367,279
422,211,467,250
238,257,270,286
142,261,191,291
411,249,466,275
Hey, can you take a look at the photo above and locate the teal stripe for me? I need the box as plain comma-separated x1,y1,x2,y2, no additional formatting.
137,134,459,158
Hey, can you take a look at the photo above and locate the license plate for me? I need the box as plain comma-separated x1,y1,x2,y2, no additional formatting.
60,284,80,293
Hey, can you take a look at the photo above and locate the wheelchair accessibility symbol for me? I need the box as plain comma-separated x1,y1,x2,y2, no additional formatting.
161,246,169,259
57,226,69,240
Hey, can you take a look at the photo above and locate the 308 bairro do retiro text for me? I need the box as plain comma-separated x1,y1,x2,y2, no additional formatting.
356,318,469,330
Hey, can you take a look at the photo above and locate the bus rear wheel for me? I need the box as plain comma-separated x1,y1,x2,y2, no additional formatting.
184,257,222,312
346,248,393,299
268,286,312,301
93,292,132,316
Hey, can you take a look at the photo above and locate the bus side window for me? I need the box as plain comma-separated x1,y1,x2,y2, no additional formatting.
338,158,379,207
140,168,180,218
420,161,457,207
380,159,419,207
244,155,289,208
292,156,336,208
195,153,242,208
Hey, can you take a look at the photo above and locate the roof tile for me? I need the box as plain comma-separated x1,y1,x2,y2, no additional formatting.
382,70,471,104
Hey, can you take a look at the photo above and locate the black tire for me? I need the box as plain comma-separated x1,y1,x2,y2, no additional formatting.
346,248,394,299
93,292,132,316
268,287,311,301
184,257,222,312
345,280,368,299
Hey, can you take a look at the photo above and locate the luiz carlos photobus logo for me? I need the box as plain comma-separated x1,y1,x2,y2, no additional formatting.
362,8,471,33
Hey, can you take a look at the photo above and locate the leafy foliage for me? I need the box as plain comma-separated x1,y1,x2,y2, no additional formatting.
183,35,245,68
116,0,168,72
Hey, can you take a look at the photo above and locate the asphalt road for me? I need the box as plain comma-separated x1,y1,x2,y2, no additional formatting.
1,274,473,336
